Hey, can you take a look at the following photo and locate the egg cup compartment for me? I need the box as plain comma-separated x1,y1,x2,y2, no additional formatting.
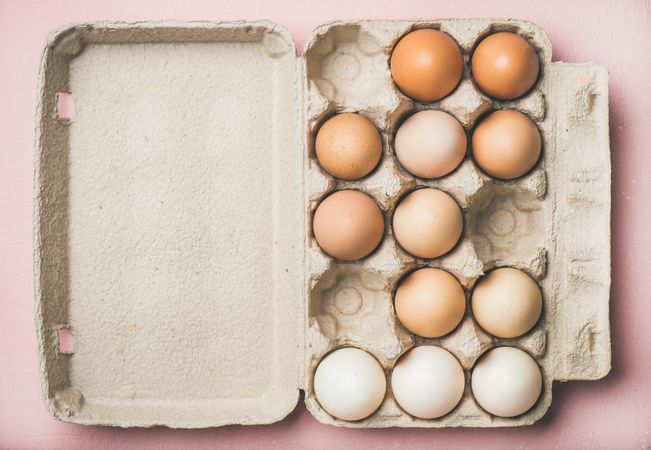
34,19,609,429
308,264,406,354
305,25,395,111
467,183,547,270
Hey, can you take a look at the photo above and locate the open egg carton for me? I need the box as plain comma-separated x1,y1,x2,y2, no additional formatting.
302,19,610,427
34,19,609,429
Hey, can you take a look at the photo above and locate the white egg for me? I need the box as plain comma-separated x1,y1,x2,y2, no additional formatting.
471,347,542,417
391,346,465,419
313,347,386,421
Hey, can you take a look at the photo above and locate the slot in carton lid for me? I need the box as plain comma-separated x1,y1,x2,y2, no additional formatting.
34,21,305,427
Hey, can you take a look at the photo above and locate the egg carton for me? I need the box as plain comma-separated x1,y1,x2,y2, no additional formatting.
34,19,610,428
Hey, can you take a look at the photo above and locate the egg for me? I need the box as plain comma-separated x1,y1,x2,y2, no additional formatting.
391,346,465,419
392,188,463,259
395,110,466,179
471,32,540,100
471,267,542,338
313,190,384,261
315,113,382,180
472,109,541,180
395,268,466,338
390,29,463,102
471,347,542,417
313,347,386,421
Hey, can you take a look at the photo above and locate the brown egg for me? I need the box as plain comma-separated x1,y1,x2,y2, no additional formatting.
472,109,541,180
313,190,384,261
395,268,466,338
392,188,463,259
315,113,382,180
471,32,540,100
471,267,542,338
390,29,463,102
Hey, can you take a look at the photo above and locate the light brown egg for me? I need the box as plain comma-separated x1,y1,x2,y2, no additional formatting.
471,267,542,338
472,109,541,180
390,29,464,102
394,110,467,179
313,190,384,261
395,268,466,338
471,32,540,100
315,113,382,180
392,188,463,259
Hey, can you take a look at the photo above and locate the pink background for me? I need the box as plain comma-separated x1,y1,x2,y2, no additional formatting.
1,0,649,448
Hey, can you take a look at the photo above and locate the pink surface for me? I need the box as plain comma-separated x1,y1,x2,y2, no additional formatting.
0,0,649,448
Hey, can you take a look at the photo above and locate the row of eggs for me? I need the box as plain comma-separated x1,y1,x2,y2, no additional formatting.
397,266,542,340
313,188,461,261
315,109,542,182
390,29,540,102
314,345,542,421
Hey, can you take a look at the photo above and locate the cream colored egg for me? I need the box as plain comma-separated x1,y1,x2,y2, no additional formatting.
395,268,466,338
392,188,463,259
391,346,465,419
314,347,386,421
395,110,467,179
471,267,542,338
471,347,542,417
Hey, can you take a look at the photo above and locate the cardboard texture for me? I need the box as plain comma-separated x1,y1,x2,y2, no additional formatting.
34,19,610,428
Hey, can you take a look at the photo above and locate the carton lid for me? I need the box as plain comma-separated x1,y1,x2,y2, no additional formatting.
34,21,305,427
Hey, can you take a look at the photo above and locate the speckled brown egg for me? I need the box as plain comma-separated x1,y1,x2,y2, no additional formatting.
315,113,382,180
390,29,464,102
472,109,541,180
313,190,384,261
471,32,540,100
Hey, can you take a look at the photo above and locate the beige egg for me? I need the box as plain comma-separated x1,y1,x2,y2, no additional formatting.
472,109,541,180
315,113,382,180
395,110,467,179
313,190,384,261
392,189,463,259
395,268,466,338
471,347,542,417
471,267,542,338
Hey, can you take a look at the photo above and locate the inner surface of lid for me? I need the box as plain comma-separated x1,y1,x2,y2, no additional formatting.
36,22,303,427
